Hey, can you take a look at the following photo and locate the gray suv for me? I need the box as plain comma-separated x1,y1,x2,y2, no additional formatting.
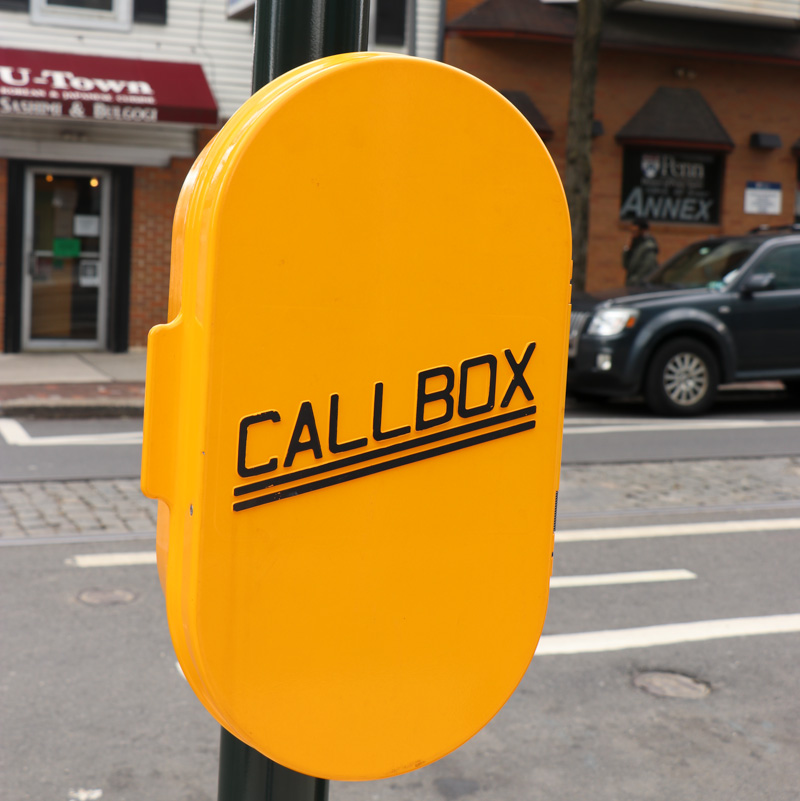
568,227,800,415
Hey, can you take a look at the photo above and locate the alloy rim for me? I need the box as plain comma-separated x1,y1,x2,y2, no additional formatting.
663,352,708,406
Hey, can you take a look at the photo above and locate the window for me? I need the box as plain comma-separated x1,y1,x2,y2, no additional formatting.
32,0,132,29
132,0,165,24
652,240,759,289
375,0,406,46
28,0,166,28
752,245,800,291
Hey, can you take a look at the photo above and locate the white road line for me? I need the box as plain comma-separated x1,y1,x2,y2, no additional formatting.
536,613,800,655
564,419,800,435
557,518,799,543
551,569,696,588
0,418,141,447
70,557,695,591
66,551,157,568
68,790,103,801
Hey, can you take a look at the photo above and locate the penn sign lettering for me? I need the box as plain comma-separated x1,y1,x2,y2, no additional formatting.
620,189,715,223
620,149,722,224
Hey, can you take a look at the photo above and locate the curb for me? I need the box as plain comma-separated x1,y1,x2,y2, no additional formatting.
0,381,145,419
0,399,145,419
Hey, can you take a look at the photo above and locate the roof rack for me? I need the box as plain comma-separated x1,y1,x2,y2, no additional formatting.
747,223,800,234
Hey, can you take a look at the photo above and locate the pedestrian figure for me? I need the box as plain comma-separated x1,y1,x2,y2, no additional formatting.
622,217,659,285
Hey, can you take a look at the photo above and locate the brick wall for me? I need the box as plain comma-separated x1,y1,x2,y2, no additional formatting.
444,35,800,290
447,0,483,21
128,127,217,348
129,158,194,347
0,159,6,349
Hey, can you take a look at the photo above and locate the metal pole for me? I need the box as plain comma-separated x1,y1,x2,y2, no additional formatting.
218,728,329,801
220,1,369,799
252,0,369,92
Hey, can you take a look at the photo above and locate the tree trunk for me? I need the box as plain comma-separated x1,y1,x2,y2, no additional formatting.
565,0,606,291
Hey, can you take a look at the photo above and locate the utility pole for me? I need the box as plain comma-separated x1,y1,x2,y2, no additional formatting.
218,2,369,799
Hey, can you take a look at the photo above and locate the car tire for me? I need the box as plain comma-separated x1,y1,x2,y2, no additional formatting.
784,380,800,401
567,390,608,404
645,338,719,416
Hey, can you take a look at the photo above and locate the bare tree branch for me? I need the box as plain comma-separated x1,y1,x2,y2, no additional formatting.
565,0,605,291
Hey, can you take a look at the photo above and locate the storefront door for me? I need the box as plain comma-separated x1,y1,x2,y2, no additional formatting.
21,168,111,350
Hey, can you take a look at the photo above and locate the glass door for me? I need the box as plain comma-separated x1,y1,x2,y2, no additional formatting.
22,168,111,350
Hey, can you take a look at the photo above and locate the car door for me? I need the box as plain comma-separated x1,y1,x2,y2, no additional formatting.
726,242,800,374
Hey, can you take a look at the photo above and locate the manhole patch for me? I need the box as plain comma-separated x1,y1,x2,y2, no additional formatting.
78,588,136,606
634,671,710,699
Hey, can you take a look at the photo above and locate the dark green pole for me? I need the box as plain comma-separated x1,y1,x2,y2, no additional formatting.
252,0,369,92
218,728,330,801
219,1,368,799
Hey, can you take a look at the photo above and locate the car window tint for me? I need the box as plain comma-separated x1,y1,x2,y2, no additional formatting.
654,240,758,288
751,244,800,290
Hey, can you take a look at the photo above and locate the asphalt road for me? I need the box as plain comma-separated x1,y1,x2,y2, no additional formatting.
2,391,799,801
1,391,798,482
3,514,799,801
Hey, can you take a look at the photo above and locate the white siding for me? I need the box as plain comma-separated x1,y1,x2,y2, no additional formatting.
414,0,443,60
0,0,447,125
0,114,196,165
0,0,255,121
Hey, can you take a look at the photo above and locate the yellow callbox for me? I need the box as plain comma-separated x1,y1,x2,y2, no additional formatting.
141,53,571,781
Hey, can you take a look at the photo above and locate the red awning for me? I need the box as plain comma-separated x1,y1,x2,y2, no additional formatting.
0,48,217,125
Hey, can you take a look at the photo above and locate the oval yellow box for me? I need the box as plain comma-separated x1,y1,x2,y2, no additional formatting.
142,53,571,781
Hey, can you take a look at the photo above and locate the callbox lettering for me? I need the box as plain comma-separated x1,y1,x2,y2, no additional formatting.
234,343,538,510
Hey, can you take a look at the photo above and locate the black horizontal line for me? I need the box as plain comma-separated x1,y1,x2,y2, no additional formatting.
233,418,536,512
234,405,536,497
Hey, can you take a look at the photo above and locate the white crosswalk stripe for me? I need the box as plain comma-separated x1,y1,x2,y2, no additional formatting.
0,418,142,447
557,518,799,542
66,551,157,567
550,569,695,588
537,614,800,655
65,519,800,655
564,418,800,434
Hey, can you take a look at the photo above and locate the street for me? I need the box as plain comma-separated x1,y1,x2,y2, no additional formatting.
1,390,799,482
2,394,799,801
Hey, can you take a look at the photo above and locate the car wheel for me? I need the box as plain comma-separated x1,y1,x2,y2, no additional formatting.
645,338,719,416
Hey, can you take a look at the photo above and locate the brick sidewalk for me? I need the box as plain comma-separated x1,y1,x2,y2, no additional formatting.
2,457,798,540
0,478,156,539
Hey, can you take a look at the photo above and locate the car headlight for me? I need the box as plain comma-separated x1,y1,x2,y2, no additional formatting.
586,308,639,337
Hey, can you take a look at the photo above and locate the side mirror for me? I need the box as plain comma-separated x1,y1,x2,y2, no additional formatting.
741,272,776,296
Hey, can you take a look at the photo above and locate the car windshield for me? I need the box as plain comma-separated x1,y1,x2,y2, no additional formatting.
645,240,759,289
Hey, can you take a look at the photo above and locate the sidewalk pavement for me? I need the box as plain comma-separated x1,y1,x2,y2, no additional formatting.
0,351,795,541
0,350,788,418
0,351,146,417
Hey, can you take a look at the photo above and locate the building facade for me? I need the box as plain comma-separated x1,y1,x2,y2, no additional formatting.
445,0,800,290
6,0,794,350
1,0,446,353
0,0,256,352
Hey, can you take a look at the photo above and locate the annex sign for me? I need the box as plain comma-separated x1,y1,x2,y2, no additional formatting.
620,148,723,224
